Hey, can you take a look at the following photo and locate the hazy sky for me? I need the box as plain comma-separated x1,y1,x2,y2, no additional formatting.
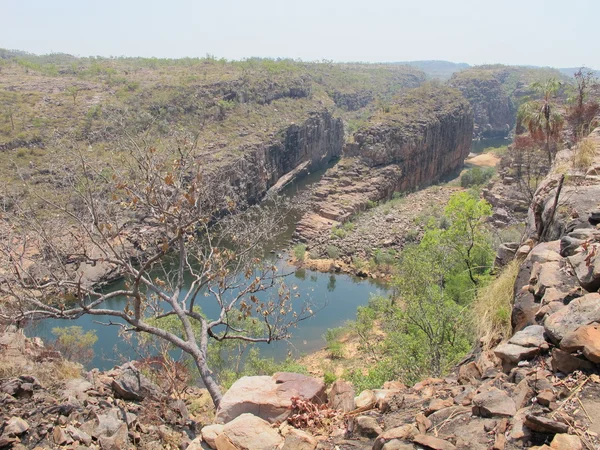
2,0,598,68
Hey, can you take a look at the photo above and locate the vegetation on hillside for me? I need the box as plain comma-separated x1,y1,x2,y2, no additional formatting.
337,191,494,390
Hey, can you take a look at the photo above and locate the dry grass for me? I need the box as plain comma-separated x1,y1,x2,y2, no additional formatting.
472,259,520,349
573,137,598,169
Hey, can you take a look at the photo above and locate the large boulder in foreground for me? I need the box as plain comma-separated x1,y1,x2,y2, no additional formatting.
220,413,283,450
215,372,326,424
544,293,600,344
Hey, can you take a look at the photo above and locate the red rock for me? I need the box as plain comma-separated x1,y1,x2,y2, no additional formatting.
550,433,582,450
551,348,595,373
221,413,283,450
215,373,326,424
413,434,456,450
560,324,600,363
472,388,516,418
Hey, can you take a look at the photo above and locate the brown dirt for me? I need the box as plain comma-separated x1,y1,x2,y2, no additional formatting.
466,152,501,167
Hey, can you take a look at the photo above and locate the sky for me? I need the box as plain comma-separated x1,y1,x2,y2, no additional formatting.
1,0,598,69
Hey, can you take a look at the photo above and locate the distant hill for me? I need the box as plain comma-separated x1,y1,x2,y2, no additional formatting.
558,67,600,78
393,60,471,80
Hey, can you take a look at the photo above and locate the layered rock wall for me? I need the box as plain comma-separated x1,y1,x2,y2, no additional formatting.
296,89,473,242
230,110,344,204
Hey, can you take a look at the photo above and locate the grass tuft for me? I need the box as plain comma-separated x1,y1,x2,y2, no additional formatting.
472,259,520,349
573,137,597,169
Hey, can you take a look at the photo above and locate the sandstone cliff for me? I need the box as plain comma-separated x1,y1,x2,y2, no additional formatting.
450,65,568,139
296,84,473,242
231,110,344,204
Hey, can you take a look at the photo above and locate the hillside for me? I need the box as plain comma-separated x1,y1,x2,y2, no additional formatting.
0,51,425,207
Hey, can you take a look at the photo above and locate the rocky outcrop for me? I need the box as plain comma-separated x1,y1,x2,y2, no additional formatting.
296,85,473,242
449,65,567,139
450,70,515,138
0,329,201,450
233,110,344,204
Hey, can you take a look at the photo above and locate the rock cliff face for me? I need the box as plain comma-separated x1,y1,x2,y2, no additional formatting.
449,66,568,139
450,69,515,138
229,110,344,204
296,86,473,242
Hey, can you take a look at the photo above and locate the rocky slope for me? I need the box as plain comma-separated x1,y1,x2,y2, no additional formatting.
296,84,473,243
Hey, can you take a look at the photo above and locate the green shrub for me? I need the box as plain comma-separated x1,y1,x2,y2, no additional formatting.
324,327,345,359
344,362,396,392
323,371,337,385
365,199,378,209
460,167,495,188
51,326,98,364
326,245,341,260
331,227,346,239
372,248,396,266
293,243,307,261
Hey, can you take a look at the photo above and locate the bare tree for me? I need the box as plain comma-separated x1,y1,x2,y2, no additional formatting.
0,131,311,407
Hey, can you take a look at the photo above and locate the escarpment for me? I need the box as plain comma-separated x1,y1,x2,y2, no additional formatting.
296,84,473,242
229,110,344,204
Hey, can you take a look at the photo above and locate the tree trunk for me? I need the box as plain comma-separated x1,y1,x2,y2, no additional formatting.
192,349,223,408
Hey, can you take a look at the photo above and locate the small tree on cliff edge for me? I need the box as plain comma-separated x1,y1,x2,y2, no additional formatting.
0,132,311,408
517,78,564,164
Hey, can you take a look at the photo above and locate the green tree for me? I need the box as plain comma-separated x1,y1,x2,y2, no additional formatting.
0,91,18,132
421,191,493,285
65,85,80,105
517,78,564,163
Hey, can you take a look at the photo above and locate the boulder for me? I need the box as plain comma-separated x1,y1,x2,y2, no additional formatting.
328,380,355,412
201,424,224,449
373,424,418,450
53,426,74,446
66,425,92,446
560,324,600,363
512,379,534,410
524,414,569,434
528,241,562,264
214,433,238,450
495,242,518,267
4,417,29,436
355,389,377,409
221,413,283,450
215,373,326,424
412,434,456,450
282,428,317,450
98,423,129,450
382,442,416,450
551,348,595,373
494,343,540,366
355,415,382,437
568,244,600,291
458,362,481,384
186,437,204,450
111,363,161,401
544,293,600,344
550,433,582,450
530,261,577,300
508,325,547,348
472,388,516,418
